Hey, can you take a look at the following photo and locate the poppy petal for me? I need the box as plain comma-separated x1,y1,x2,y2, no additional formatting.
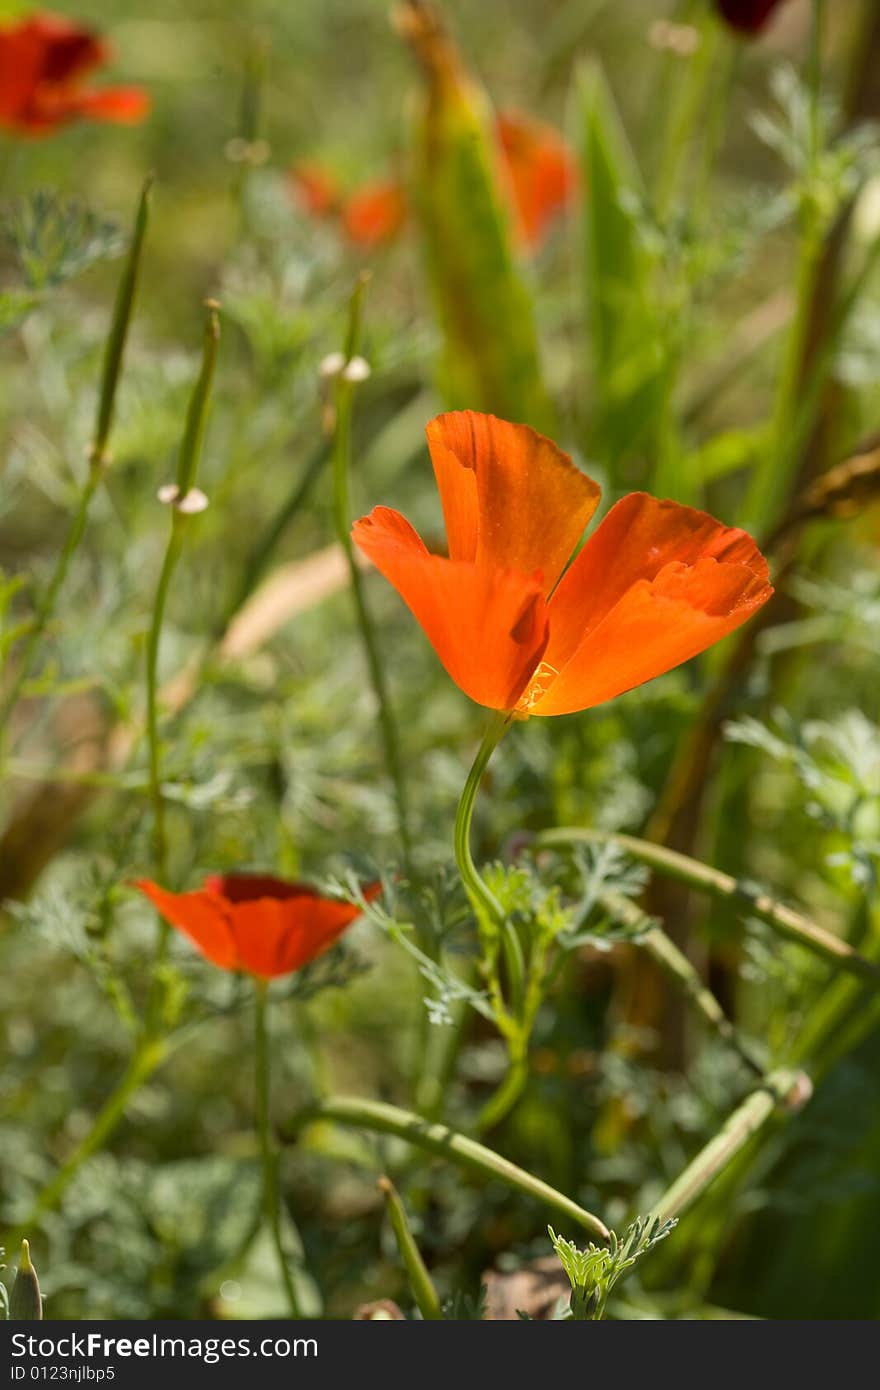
544,492,770,676
74,85,150,123
535,557,772,716
425,411,600,592
134,880,238,970
204,873,314,904
353,506,549,710
26,14,107,82
342,179,408,248
496,110,576,251
231,888,378,978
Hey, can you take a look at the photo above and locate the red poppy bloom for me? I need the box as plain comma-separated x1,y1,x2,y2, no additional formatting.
135,874,381,980
716,0,790,34
352,412,772,716
342,179,409,249
495,111,576,251
0,13,149,135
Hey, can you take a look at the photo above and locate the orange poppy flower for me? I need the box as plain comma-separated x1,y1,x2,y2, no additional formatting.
135,874,381,980
289,110,574,254
0,12,149,135
495,111,576,251
352,412,772,716
342,179,409,249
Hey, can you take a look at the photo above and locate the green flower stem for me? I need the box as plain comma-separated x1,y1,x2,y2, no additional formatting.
472,1037,529,1136
652,1069,806,1225
285,1095,610,1242
0,177,152,748
599,889,764,1078
331,275,411,868
254,981,301,1318
92,176,154,470
144,520,184,881
537,827,880,989
145,303,220,891
377,1176,442,1320
453,713,536,1129
2,1035,166,1254
453,712,519,995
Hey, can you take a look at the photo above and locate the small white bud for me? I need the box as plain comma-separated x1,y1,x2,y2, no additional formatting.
176,487,209,515
342,355,371,383
319,351,346,379
157,483,180,505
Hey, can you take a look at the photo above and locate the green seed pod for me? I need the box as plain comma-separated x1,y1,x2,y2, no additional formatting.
10,1240,43,1320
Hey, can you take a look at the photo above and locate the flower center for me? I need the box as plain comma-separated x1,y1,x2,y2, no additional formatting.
515,660,559,715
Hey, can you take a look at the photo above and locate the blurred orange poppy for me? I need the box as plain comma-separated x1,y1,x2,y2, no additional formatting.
716,0,790,34
342,179,409,249
289,110,574,254
353,411,772,716
0,12,149,135
495,111,576,251
135,874,380,980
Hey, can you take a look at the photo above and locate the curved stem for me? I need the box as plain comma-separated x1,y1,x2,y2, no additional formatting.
538,826,880,989
652,1069,806,1225
254,981,301,1318
472,1038,528,1135
453,713,510,932
284,1094,610,1242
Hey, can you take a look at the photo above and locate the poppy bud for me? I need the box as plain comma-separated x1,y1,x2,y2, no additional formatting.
10,1240,42,1320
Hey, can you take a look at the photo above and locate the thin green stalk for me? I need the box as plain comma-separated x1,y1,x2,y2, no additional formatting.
144,303,220,888
453,714,511,936
472,1037,528,1135
254,981,301,1318
453,713,534,1130
538,827,880,988
92,176,154,469
331,276,412,867
652,1069,805,1224
377,1176,442,1319
599,889,764,1077
144,523,183,879
0,177,152,746
285,1095,610,1242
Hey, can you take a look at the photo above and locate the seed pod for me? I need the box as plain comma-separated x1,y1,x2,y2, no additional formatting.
10,1240,42,1320
394,0,554,433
